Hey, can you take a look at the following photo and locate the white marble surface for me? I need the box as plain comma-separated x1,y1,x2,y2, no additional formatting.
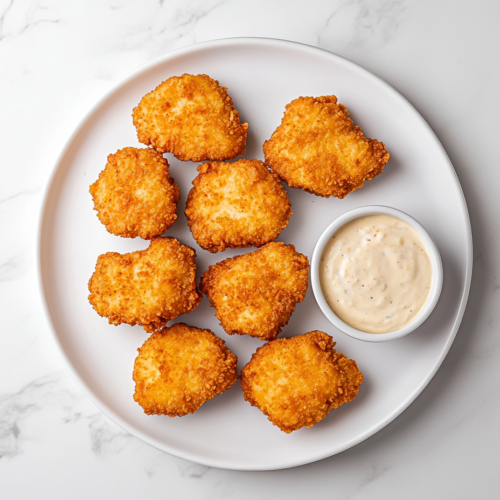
1,0,499,497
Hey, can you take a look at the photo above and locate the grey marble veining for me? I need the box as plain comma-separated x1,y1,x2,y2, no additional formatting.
1,0,499,498
316,0,410,50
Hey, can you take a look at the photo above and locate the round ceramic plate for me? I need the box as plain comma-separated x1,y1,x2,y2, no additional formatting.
38,38,472,471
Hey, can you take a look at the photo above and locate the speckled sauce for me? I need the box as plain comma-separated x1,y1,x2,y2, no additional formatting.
319,214,432,333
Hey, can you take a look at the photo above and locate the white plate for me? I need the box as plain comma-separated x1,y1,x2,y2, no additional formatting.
38,38,472,471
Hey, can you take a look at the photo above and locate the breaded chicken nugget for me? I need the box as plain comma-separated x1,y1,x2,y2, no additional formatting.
200,242,309,340
185,159,292,253
88,237,201,332
132,74,248,162
89,147,179,239
263,96,390,199
133,323,238,416
240,331,363,433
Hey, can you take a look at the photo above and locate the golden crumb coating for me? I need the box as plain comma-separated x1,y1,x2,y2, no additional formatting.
263,96,390,199
132,74,248,162
88,237,201,332
200,242,309,340
185,159,292,253
133,323,238,416
240,331,363,433
89,147,179,239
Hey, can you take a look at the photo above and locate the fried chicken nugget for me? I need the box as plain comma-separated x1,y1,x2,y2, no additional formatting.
89,147,179,239
240,331,363,433
185,159,292,253
263,96,390,199
200,242,309,340
88,237,201,332
132,74,248,162
133,323,238,416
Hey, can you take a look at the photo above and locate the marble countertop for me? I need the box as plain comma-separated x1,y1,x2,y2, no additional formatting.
1,0,499,498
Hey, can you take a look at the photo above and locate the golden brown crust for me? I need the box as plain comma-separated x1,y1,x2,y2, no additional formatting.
132,74,248,162
89,147,179,239
133,323,238,416
88,237,202,332
240,331,363,433
263,96,390,199
185,159,292,253
200,242,309,340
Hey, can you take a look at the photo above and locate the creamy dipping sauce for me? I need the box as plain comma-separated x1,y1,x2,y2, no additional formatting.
319,214,432,333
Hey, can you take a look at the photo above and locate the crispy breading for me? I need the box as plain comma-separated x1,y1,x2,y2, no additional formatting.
185,159,292,253
133,323,238,416
89,147,179,239
132,74,248,162
200,242,309,340
263,96,390,199
88,237,201,332
240,331,364,433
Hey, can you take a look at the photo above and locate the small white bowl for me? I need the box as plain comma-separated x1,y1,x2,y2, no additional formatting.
311,206,443,342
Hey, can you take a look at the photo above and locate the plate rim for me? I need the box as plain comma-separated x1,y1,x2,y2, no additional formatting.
36,37,473,471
